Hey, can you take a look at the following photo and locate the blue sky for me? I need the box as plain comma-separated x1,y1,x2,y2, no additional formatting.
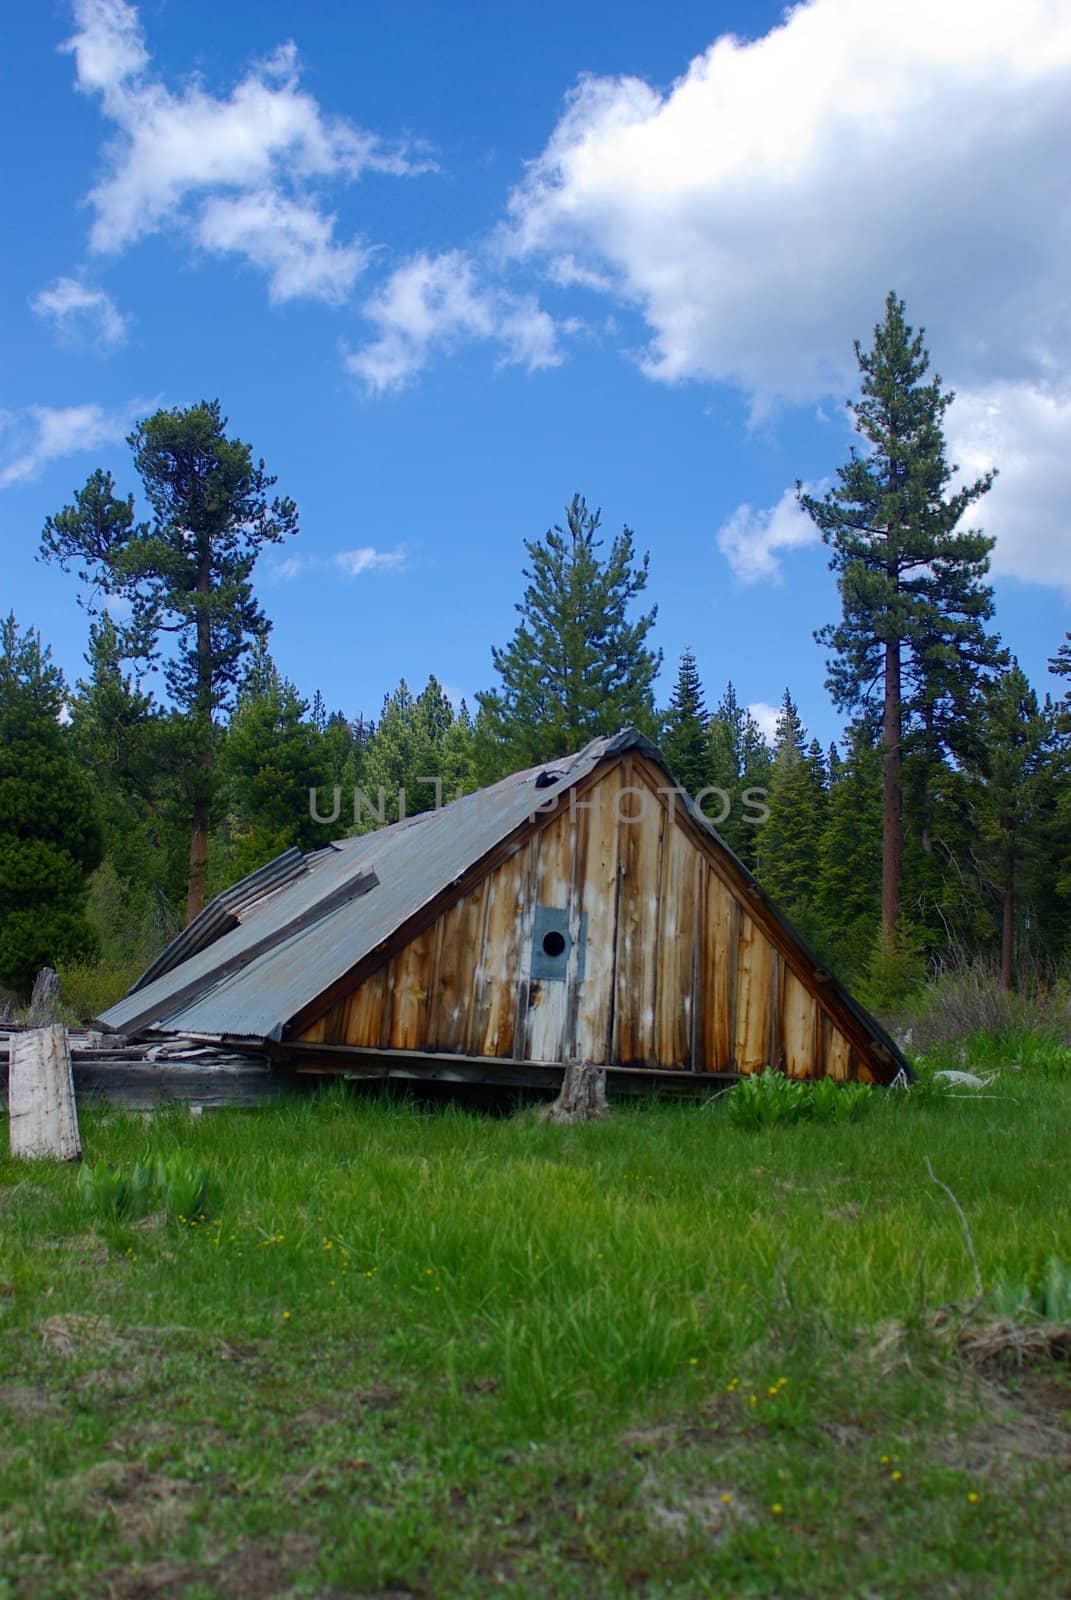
3,0,1069,748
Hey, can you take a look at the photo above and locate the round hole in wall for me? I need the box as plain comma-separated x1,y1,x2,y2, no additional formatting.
541,929,567,959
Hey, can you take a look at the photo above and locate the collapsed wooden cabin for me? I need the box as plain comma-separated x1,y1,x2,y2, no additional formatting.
98,729,910,1094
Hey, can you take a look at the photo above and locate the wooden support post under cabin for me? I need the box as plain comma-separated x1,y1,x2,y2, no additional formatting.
8,1025,82,1161
539,1059,609,1124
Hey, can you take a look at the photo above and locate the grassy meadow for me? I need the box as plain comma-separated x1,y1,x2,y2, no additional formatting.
1,1039,1069,1598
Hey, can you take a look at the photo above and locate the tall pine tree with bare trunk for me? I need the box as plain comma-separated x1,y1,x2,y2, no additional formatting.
799,292,1000,941
41,401,297,922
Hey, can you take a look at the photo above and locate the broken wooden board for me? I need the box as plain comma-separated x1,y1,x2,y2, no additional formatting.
0,1030,292,1112
9,1025,81,1161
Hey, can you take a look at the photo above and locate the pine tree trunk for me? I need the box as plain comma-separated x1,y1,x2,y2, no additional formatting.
882,637,903,937
186,789,209,924
1000,884,1015,992
185,553,213,925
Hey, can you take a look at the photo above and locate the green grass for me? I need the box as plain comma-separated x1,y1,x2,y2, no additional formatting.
1,1044,1069,1598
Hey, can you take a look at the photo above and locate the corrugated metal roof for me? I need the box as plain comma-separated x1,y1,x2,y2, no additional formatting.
98,734,618,1039
131,846,308,992
97,727,911,1080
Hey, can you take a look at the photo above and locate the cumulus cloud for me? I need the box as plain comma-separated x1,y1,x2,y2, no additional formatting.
62,0,428,302
196,191,367,305
508,0,1071,404
947,382,1071,595
506,0,1071,590
717,376,1071,593
716,483,823,585
747,702,780,743
346,250,563,393
266,545,407,582
30,276,128,346
0,399,148,489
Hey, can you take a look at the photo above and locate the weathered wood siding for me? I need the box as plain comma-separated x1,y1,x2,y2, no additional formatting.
297,756,863,1077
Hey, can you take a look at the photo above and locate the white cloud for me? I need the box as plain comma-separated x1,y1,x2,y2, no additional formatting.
196,191,367,305
266,555,309,583
266,545,407,582
30,276,128,346
334,546,407,578
508,0,1071,407
505,0,1071,589
715,483,822,585
346,250,563,393
747,701,780,743
717,379,1071,594
0,399,148,489
947,382,1071,595
62,0,429,302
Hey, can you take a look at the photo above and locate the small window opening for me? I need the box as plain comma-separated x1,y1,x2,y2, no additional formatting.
542,928,567,959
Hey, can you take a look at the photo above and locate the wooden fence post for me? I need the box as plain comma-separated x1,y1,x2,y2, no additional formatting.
9,1025,82,1161
28,968,62,1027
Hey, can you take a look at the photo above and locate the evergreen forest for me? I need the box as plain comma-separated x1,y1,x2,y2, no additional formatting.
4,297,1069,1019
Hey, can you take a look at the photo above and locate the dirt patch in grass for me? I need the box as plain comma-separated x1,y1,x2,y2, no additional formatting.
42,1233,113,1267
948,1373,1071,1473
61,1459,198,1547
0,1383,57,1420
642,1478,753,1546
102,1530,324,1600
40,1312,137,1359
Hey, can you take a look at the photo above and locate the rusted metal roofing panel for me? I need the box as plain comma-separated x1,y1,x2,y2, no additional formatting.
97,727,911,1081
130,846,309,993
97,736,612,1040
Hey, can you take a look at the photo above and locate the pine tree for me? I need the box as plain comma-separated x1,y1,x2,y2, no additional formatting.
755,691,827,915
704,682,771,864
477,494,660,773
40,400,298,921
1043,638,1071,939
217,638,334,883
799,292,999,939
827,742,843,783
0,615,104,992
815,723,882,977
361,676,475,827
660,648,709,795
974,663,1052,988
1051,633,1071,722
66,613,183,960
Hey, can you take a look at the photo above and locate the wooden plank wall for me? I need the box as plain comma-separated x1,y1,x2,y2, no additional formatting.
298,757,865,1078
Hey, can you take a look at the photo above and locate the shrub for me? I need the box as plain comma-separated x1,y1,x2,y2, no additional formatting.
57,955,148,1023
880,961,1071,1057
857,922,928,1013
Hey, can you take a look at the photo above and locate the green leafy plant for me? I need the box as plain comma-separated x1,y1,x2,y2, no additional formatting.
726,1069,809,1130
726,1070,874,1130
76,1159,142,1220
77,1152,214,1225
990,1258,1071,1321
151,1152,213,1222
807,1078,873,1123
